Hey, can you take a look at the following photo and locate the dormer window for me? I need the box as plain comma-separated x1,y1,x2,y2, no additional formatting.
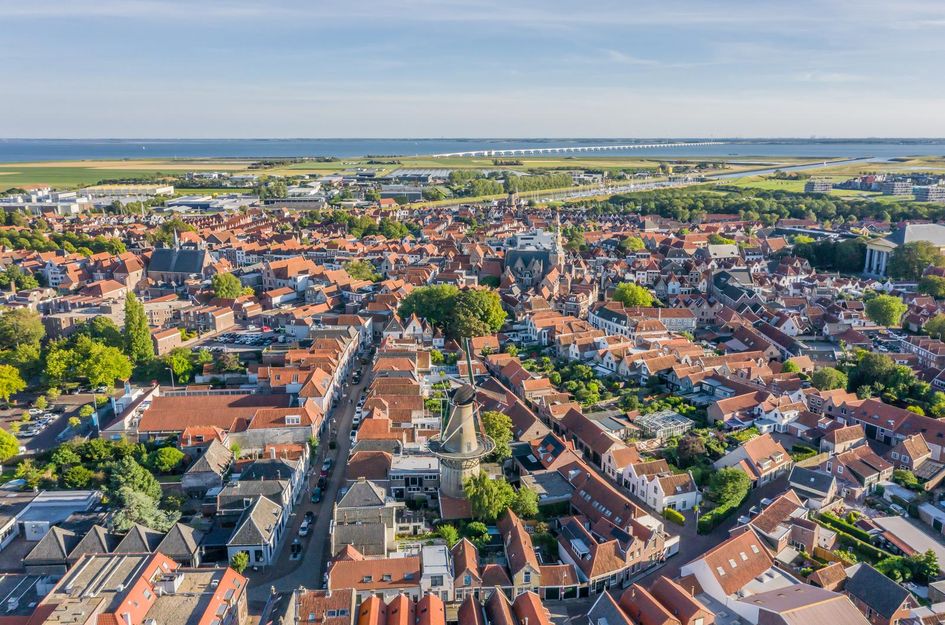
286,415,301,425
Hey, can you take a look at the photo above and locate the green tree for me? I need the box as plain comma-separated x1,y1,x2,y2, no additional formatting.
78,404,95,420
44,346,77,386
437,524,460,547
893,468,920,489
888,241,945,281
343,260,381,282
148,447,185,473
612,282,656,307
919,275,945,299
210,272,245,298
164,348,195,384
464,472,515,522
111,486,180,532
925,314,945,341
108,456,161,501
230,551,249,574
811,367,848,391
709,233,736,245
618,236,645,253
50,444,82,467
450,289,507,339
708,468,751,506
79,340,132,388
15,459,45,490
62,465,95,489
123,292,154,363
0,308,45,348
511,486,539,518
33,395,47,411
0,428,19,463
865,294,908,327
398,284,460,329
781,359,800,373
910,549,939,583
481,410,513,462
80,317,124,349
0,364,26,405
876,556,914,583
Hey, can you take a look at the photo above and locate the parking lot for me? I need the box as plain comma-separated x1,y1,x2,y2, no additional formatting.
202,329,284,351
0,389,111,457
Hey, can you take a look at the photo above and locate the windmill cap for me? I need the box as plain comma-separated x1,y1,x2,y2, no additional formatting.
453,385,475,406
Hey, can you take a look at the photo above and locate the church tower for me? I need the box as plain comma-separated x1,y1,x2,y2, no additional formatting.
550,208,565,271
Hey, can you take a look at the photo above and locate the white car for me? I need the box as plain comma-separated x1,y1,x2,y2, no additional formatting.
28,408,42,415
299,519,311,536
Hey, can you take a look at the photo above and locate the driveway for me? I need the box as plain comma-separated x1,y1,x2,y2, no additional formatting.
246,355,370,604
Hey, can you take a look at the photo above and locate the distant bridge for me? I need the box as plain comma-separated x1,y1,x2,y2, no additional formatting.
430,141,724,158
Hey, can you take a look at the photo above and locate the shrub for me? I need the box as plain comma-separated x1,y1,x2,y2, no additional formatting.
819,512,873,543
663,508,685,526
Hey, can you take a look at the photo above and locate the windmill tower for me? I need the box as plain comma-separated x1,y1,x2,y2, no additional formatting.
427,339,494,498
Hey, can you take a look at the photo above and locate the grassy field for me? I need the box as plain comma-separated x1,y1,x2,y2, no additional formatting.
3,153,943,192
0,158,253,189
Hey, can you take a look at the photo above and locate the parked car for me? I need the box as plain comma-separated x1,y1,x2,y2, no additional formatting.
299,519,311,536
317,476,327,489
311,488,322,504
304,510,315,522
321,458,333,476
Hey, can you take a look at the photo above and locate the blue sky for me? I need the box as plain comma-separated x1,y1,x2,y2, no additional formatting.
3,0,945,137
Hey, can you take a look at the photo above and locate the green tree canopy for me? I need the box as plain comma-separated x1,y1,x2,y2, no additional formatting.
919,275,945,299
62,465,96,489
0,364,26,405
148,447,185,473
78,338,132,388
0,308,45,348
437,524,460,547
888,241,945,281
398,285,506,339
210,272,246,299
618,236,645,253
343,260,381,282
0,427,19,463
163,347,195,384
511,485,539,518
111,486,180,532
925,314,945,341
124,291,154,364
230,551,249,573
708,467,751,506
464,472,515,522
108,456,161,501
781,359,800,373
811,367,848,391
613,282,656,307
481,410,513,462
865,294,908,327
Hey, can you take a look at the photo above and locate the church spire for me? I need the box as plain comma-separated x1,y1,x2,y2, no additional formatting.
552,207,564,270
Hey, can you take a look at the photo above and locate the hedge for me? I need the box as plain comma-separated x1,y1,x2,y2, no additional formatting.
698,494,748,534
663,508,686,526
818,512,873,543
836,533,892,563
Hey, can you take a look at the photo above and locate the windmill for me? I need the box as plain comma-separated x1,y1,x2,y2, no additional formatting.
426,337,495,499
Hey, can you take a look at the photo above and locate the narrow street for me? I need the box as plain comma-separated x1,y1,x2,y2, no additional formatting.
247,354,370,604
636,475,789,585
